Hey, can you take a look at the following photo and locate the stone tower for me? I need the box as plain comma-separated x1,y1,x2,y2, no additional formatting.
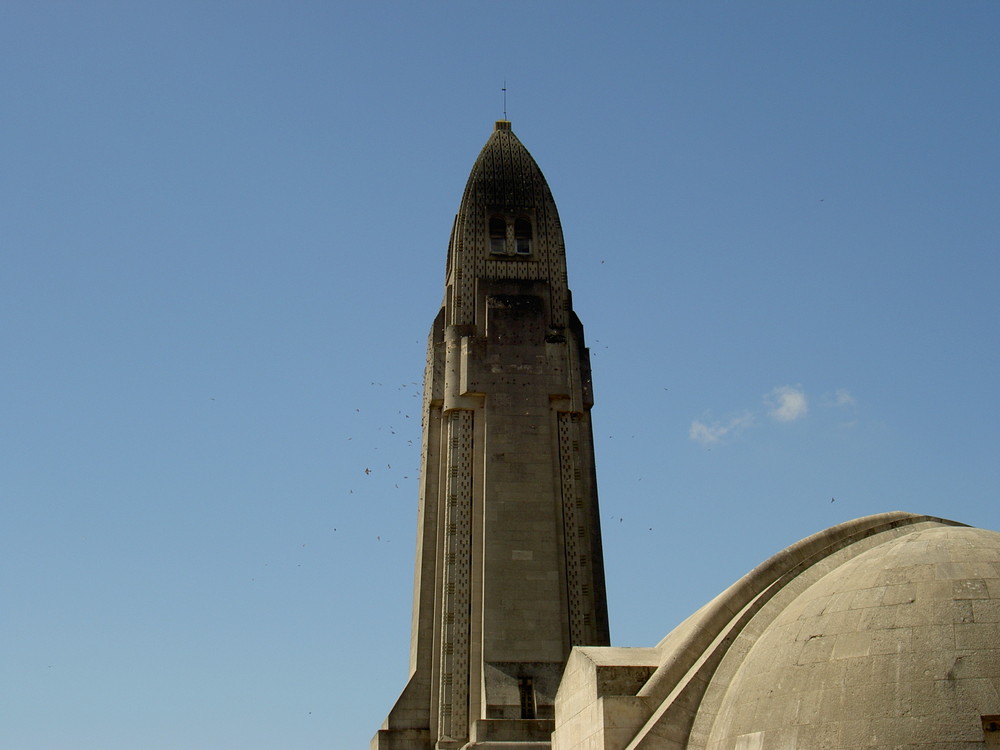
372,121,609,750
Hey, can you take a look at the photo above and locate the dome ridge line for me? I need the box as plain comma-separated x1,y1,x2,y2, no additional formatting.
637,512,963,705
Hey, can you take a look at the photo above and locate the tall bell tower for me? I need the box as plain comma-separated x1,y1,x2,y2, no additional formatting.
372,121,609,750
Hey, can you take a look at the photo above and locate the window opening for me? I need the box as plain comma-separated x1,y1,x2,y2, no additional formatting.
489,216,507,254
515,217,532,255
518,676,536,719
983,715,1000,745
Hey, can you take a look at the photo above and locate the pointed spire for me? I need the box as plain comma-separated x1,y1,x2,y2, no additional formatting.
445,121,569,328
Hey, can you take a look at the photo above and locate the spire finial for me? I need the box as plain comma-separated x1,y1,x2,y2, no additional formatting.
502,81,507,120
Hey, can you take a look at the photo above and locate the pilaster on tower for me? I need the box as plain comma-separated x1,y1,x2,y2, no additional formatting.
372,121,608,750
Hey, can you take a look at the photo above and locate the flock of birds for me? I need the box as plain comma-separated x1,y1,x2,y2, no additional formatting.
323,322,846,562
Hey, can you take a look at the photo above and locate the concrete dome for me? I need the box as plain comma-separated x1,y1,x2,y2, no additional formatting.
701,521,1000,749
551,513,1000,750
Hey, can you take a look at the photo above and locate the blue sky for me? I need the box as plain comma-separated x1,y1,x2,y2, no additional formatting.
2,3,998,748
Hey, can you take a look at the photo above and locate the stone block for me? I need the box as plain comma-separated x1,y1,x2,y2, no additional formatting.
955,622,999,650
470,718,555,743
953,578,991,599
870,626,912,655
882,582,917,606
797,634,835,664
973,598,1000,623
370,728,431,750
832,631,871,660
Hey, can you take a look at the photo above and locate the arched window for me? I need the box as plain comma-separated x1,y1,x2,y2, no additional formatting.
489,216,506,254
514,217,532,255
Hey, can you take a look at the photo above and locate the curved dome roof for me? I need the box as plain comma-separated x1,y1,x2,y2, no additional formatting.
460,120,555,212
567,514,1000,750
698,521,1000,749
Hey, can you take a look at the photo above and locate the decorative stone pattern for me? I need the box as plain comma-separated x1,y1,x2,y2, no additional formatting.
447,124,569,330
559,411,591,646
437,409,474,743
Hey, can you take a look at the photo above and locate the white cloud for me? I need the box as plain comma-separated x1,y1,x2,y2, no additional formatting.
833,388,855,407
689,412,754,446
691,385,811,446
766,385,808,422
